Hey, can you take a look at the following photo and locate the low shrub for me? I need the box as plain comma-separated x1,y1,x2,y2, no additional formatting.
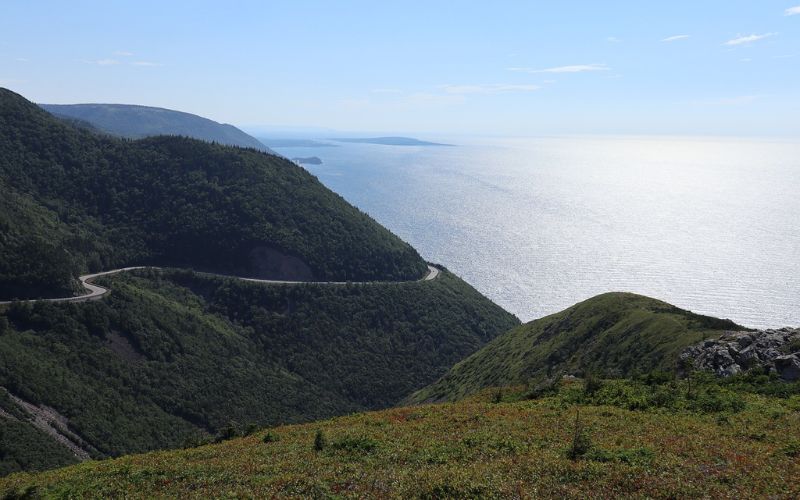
329,436,379,454
585,447,654,465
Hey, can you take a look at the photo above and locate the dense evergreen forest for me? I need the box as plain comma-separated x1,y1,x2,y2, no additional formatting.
0,269,518,475
0,88,426,300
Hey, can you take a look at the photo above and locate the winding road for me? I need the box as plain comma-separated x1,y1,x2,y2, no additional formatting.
0,265,441,305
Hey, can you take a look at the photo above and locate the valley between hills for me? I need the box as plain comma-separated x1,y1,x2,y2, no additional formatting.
0,87,798,498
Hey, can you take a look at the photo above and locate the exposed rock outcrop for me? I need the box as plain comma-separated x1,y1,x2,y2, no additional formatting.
1,387,97,460
680,328,800,381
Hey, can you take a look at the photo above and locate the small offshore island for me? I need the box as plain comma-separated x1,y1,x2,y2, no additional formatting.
331,136,452,146
291,156,323,165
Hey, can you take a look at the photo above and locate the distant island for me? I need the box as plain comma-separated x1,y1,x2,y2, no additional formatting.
292,156,323,165
331,136,452,146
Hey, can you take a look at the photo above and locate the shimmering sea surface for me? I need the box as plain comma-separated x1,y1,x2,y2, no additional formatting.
274,136,800,328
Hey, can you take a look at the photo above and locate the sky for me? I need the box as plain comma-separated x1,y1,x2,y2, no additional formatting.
1,1,799,137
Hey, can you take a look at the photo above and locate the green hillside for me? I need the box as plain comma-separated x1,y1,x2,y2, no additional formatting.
2,379,797,498
0,268,517,476
0,88,426,300
409,292,743,403
40,103,276,154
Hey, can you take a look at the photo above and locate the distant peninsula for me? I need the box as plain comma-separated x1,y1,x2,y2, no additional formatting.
259,138,338,148
292,156,323,165
331,136,452,146
40,103,277,154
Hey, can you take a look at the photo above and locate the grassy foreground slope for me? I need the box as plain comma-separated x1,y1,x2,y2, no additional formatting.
0,88,426,299
410,292,742,403
0,269,517,476
2,380,797,498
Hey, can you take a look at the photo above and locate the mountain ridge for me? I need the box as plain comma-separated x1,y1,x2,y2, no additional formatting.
1,88,428,299
40,102,276,154
0,88,519,476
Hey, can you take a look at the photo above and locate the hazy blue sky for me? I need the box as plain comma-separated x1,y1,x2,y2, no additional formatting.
2,1,799,136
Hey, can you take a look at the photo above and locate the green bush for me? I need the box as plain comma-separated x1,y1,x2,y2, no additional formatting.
492,389,503,404
552,375,753,415
583,372,603,397
329,436,379,454
688,386,746,414
585,447,654,465
314,430,326,452
215,423,240,443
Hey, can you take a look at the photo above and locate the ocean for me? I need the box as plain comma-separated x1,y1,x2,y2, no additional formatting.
273,136,800,329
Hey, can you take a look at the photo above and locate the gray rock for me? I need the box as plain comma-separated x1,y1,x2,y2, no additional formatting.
680,327,800,379
774,355,800,381
737,346,761,368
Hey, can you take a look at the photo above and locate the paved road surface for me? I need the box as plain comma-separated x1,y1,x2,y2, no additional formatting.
0,265,441,305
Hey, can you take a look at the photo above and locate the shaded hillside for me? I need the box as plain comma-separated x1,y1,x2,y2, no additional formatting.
40,103,275,154
409,292,743,403
0,88,427,299
0,269,518,475
2,380,797,498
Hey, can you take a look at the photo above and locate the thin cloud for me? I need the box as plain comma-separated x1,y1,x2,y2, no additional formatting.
114,50,134,56
371,88,402,94
405,92,464,105
606,36,622,43
84,58,120,65
661,34,690,42
724,33,776,46
508,63,609,74
785,6,800,16
441,83,540,94
131,61,163,67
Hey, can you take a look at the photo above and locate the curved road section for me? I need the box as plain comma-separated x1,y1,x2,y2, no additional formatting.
0,265,441,305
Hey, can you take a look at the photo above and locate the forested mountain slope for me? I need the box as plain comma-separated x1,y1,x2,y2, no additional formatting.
0,88,521,476
0,88,427,299
40,103,275,154
409,292,742,403
0,268,518,476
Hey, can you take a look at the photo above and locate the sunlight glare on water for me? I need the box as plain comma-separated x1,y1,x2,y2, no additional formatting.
276,136,800,329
